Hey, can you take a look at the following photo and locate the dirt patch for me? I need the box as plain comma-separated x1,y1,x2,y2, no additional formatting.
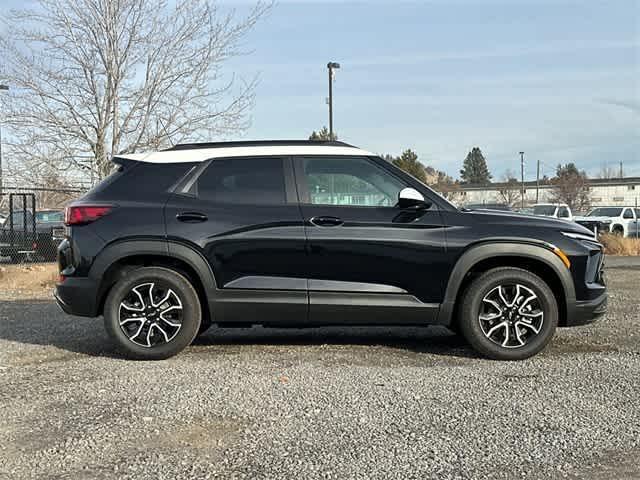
0,263,57,299
157,418,246,450
549,339,620,354
565,449,640,479
3,349,81,368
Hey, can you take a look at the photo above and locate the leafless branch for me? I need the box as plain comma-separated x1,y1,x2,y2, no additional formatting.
0,0,272,182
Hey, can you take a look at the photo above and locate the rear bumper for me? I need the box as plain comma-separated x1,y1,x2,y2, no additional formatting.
54,277,100,317
565,292,608,327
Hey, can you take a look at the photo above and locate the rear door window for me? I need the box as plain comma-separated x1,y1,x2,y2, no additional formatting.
196,157,286,204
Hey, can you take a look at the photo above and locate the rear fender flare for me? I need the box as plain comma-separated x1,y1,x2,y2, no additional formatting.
90,239,217,308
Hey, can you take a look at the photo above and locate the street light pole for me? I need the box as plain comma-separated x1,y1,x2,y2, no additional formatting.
327,62,340,139
536,159,540,204
0,84,9,199
519,151,525,209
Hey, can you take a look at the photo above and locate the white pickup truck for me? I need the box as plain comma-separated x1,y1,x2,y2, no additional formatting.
532,203,574,221
574,206,640,237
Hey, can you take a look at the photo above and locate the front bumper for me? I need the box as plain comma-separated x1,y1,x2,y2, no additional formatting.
54,277,100,317
565,291,608,327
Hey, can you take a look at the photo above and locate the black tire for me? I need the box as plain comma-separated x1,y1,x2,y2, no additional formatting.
458,267,558,360
10,253,25,264
104,267,202,360
611,225,624,236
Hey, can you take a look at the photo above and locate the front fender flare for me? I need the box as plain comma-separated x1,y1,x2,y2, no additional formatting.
436,241,576,325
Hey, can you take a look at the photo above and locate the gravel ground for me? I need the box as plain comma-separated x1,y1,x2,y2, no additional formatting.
0,266,639,480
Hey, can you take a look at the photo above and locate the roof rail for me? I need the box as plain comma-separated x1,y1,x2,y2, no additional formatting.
164,139,356,151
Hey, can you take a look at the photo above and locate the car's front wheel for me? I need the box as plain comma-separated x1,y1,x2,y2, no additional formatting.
104,267,201,360
459,267,558,360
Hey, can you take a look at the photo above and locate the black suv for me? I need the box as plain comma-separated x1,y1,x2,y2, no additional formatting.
55,141,607,360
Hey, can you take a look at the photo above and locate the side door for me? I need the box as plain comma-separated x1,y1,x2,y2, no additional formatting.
165,156,308,324
558,206,571,221
623,208,635,236
293,155,446,325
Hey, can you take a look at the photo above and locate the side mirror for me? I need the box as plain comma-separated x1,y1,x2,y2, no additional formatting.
398,188,430,209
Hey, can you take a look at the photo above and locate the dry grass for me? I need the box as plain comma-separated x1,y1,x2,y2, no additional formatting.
599,234,640,256
0,263,58,298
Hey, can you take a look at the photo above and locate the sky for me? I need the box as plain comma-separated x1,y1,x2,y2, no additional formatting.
2,0,639,181
222,0,640,180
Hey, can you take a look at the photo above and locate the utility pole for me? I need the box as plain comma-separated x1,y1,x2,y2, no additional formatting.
619,161,623,179
0,85,9,199
520,151,525,209
536,159,540,204
327,62,340,139
636,196,639,238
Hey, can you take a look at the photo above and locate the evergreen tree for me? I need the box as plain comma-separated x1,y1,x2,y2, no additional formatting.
309,127,337,141
460,147,492,184
392,149,427,183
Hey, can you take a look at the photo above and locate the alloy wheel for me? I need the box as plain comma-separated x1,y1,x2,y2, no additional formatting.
478,283,544,349
118,282,183,348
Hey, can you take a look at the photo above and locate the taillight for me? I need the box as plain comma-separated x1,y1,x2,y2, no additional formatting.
64,205,113,226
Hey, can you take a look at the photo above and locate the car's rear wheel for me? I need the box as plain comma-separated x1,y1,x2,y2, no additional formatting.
459,267,558,360
104,267,201,360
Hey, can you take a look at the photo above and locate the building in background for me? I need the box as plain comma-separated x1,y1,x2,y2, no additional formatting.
457,177,640,213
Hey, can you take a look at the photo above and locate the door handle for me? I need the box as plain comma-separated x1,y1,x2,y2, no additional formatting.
176,212,208,223
309,216,344,227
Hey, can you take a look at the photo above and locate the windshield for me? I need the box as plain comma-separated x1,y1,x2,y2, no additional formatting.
588,207,623,217
533,205,556,216
36,211,64,223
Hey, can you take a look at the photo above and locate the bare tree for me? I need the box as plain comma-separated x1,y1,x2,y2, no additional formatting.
596,164,617,179
1,0,272,182
432,171,464,205
550,163,591,212
497,169,522,208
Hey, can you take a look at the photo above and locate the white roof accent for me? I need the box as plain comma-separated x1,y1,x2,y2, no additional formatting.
118,145,374,163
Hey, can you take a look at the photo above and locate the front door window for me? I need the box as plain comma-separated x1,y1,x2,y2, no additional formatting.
300,157,405,207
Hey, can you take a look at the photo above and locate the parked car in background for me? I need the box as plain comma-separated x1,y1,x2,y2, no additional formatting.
35,210,66,258
516,207,535,215
0,209,65,261
532,203,574,221
575,207,640,237
466,203,512,211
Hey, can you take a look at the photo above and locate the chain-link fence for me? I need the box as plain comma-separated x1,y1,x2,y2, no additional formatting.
0,185,85,265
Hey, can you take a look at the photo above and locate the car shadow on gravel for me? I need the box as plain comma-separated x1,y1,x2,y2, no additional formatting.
193,325,480,359
0,300,480,360
0,300,122,359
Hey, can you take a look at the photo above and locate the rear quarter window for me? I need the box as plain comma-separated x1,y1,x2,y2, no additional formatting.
86,160,197,201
